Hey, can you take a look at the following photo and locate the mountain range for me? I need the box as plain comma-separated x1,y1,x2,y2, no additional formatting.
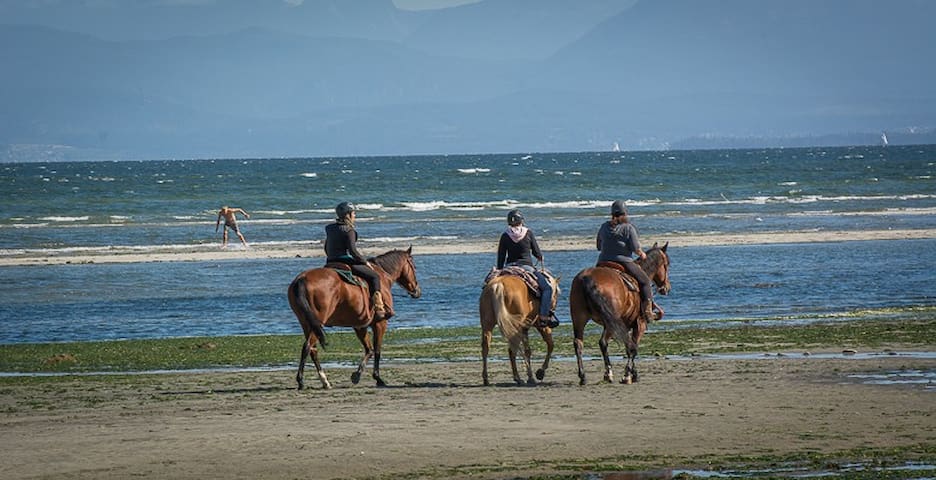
1,0,934,161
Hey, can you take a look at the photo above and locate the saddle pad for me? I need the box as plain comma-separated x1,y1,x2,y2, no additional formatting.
482,266,543,298
325,263,365,287
595,261,639,292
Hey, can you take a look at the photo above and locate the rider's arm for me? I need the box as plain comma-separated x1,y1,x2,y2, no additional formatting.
347,230,367,263
529,231,543,262
496,234,507,269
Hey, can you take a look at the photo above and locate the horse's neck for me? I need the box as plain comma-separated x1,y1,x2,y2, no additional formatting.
372,256,398,280
637,251,660,274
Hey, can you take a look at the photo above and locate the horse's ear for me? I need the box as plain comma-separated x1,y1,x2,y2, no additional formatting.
661,241,668,253
651,241,659,249
406,245,413,255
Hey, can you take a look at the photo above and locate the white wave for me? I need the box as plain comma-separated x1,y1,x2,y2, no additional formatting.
779,181,798,186
300,172,317,178
457,168,491,174
39,216,89,222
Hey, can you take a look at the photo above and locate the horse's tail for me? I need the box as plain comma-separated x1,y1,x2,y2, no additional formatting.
581,274,628,343
290,275,327,348
490,281,526,352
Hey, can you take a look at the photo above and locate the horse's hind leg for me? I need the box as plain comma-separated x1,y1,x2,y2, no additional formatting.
624,322,646,384
481,327,493,386
296,334,311,390
508,347,522,385
535,327,554,381
599,330,614,383
309,343,331,390
522,331,536,385
351,328,373,385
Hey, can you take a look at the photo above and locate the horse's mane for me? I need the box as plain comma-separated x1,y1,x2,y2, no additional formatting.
370,249,411,272
638,244,668,275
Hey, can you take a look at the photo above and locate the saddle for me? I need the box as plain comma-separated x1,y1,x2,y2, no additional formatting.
324,262,365,287
596,261,639,292
482,266,550,298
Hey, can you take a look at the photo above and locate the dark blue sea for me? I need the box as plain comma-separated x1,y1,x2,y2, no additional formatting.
1,145,934,344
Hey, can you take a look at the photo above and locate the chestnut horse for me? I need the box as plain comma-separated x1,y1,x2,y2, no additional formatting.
569,242,670,385
288,247,421,390
480,272,560,386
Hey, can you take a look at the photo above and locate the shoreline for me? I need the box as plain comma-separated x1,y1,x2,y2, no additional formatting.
1,228,934,266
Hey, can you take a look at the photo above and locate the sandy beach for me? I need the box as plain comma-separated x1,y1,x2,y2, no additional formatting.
2,228,934,266
2,353,934,479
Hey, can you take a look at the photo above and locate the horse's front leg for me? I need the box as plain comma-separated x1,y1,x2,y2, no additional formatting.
599,329,614,383
522,330,536,385
351,327,373,385
535,326,554,381
371,321,388,387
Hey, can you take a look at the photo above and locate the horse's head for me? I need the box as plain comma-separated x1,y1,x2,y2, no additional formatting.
643,242,671,296
376,246,421,299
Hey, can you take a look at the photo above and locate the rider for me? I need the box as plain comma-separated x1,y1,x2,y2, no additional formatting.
324,202,387,319
596,200,654,322
496,209,559,328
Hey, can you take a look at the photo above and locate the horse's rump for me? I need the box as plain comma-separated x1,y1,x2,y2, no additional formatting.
481,276,535,351
573,267,636,342
482,266,546,298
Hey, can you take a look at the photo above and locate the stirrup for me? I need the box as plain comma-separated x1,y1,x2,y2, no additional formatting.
537,313,559,329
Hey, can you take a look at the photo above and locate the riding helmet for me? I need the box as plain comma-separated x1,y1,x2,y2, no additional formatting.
335,201,356,218
507,209,524,226
611,200,627,216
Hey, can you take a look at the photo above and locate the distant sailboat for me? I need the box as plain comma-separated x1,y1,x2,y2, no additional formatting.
881,131,889,146
612,141,621,152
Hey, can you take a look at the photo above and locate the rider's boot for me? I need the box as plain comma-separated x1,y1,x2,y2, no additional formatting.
537,311,560,329
372,291,387,320
640,297,655,322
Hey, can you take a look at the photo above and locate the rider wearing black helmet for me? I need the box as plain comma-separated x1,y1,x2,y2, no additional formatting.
324,202,387,319
596,200,653,321
496,209,559,328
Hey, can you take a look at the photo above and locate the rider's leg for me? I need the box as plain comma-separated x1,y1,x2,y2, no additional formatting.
534,271,558,328
352,265,386,318
623,262,654,321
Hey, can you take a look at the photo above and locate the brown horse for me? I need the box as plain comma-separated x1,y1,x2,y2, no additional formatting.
288,247,421,390
569,242,671,385
479,272,560,386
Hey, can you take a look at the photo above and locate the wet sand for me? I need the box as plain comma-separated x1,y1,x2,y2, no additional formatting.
1,353,934,479
2,228,934,266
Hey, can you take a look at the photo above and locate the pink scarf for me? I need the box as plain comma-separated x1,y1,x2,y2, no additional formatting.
505,226,528,243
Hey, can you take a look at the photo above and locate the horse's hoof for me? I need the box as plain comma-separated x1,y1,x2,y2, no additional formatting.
296,383,304,391
375,379,387,388
526,378,537,386
535,369,545,381
350,371,361,384
579,375,587,386
621,377,633,385
483,379,490,387
603,376,613,384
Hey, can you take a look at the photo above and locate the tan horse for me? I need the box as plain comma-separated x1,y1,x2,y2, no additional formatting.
287,247,421,390
479,272,560,386
569,242,670,385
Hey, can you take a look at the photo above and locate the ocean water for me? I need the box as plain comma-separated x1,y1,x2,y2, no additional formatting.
1,145,934,344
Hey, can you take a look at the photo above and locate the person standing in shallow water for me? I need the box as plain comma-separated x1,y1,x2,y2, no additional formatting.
215,206,250,248
324,202,387,320
596,200,654,322
496,209,559,328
